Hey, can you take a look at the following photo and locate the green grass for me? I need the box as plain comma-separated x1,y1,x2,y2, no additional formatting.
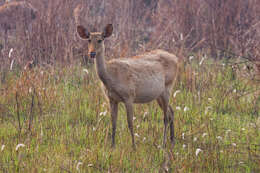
0,59,259,172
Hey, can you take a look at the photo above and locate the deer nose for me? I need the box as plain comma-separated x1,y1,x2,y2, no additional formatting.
89,52,96,58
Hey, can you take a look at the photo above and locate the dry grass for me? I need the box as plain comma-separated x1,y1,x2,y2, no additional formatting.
0,0,259,67
0,58,259,172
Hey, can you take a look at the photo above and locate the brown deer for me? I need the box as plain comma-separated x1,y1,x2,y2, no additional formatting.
77,24,179,149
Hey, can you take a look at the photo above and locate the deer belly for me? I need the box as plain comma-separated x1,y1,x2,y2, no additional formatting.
134,76,165,103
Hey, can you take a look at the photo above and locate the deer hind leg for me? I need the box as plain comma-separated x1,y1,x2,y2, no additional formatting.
110,99,118,148
157,90,170,148
124,100,136,149
168,105,175,147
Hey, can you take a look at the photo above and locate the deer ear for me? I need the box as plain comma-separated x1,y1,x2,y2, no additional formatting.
77,25,90,39
102,24,113,38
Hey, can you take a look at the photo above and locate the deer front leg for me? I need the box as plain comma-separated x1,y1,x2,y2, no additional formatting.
110,99,118,148
124,100,136,149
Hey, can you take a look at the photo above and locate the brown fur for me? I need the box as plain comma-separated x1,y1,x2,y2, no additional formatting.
77,24,179,149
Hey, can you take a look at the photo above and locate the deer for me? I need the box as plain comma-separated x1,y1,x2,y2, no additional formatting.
77,24,179,149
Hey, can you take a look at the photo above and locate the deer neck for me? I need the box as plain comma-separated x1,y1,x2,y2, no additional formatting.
95,47,110,87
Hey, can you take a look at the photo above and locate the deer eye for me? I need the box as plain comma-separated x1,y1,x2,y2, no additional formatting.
98,40,102,43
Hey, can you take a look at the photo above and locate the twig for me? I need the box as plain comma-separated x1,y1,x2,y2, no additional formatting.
34,89,43,118
28,88,35,132
15,91,21,134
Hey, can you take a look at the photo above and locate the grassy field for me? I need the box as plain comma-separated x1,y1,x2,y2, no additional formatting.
0,58,259,172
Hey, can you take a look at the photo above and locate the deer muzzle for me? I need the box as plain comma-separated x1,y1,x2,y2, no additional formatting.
89,52,96,58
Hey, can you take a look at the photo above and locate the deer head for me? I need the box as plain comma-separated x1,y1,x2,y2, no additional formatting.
77,24,113,59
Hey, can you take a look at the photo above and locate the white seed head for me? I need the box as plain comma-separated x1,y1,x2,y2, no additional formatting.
173,90,181,98
202,133,207,138
184,106,189,112
99,111,107,116
1,145,5,151
76,162,83,171
8,48,13,58
199,55,206,66
195,148,202,156
226,129,231,133
143,111,148,118
10,59,15,70
189,56,194,61
182,133,185,139
176,106,181,110
134,133,140,137
15,143,25,151
83,69,89,74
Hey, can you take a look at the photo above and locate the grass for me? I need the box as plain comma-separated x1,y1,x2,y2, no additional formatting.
0,58,259,172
